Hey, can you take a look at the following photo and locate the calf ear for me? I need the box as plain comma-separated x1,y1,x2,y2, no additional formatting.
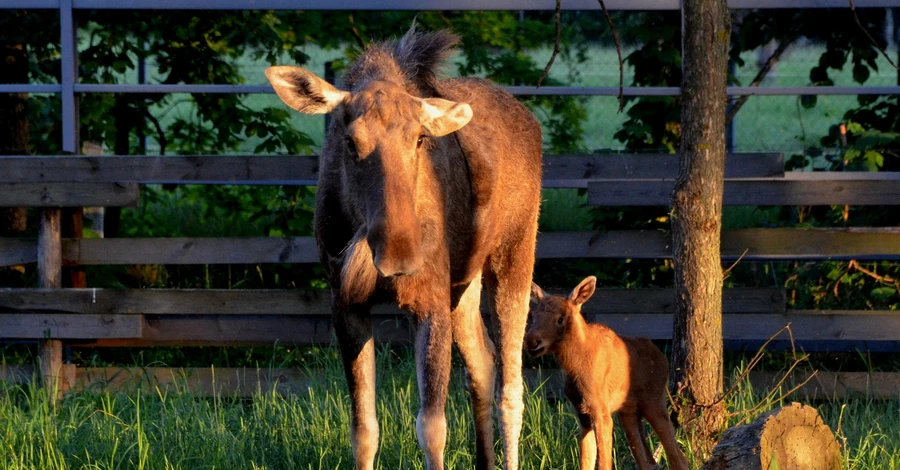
530,282,545,304
419,98,473,137
569,276,597,306
265,66,349,114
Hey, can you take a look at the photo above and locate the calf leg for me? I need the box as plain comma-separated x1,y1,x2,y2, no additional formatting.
592,411,615,470
415,310,453,470
645,400,689,470
333,301,378,470
619,411,656,470
452,274,497,470
575,412,598,470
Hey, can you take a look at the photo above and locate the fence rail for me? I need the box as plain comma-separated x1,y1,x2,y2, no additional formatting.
2,311,897,348
0,287,786,315
0,153,785,186
4,228,900,267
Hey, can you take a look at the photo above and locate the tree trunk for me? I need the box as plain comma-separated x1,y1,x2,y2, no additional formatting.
669,0,731,459
0,43,31,235
701,403,841,470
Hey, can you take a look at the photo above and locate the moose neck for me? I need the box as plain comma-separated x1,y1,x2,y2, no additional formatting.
555,309,590,369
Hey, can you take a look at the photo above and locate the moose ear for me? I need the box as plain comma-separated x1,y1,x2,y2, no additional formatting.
419,98,473,137
530,282,545,304
569,276,597,306
265,66,349,114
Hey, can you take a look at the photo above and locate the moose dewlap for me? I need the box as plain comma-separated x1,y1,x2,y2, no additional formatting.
526,276,689,470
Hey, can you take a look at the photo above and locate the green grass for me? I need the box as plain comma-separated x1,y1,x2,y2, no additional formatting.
1,348,898,469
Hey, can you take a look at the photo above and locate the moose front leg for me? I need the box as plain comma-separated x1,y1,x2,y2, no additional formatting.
414,308,454,470
333,301,379,470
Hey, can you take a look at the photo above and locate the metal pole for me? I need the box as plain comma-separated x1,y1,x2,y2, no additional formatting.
60,0,78,154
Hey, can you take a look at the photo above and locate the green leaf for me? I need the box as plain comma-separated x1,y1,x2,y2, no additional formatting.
864,150,884,169
870,287,897,303
852,63,870,84
800,95,817,109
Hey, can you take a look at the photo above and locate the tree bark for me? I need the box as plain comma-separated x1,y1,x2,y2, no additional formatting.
0,43,31,235
670,0,731,459
701,403,841,470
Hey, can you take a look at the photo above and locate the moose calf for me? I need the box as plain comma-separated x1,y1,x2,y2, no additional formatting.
526,276,689,470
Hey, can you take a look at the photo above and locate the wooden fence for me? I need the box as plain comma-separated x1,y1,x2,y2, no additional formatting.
2,151,900,397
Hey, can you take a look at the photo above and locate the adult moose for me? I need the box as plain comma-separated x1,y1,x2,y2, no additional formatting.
266,25,542,470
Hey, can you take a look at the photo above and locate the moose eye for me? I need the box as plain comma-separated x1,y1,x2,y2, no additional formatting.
416,135,425,149
346,137,357,153
557,316,564,326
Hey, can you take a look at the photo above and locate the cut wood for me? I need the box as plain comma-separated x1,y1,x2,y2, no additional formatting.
702,402,841,470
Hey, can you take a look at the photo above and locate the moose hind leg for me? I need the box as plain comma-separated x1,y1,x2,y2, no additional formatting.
645,400,690,470
333,302,379,470
485,236,536,470
452,274,497,470
415,310,454,470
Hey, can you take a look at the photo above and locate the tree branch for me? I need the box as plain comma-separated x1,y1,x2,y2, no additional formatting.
537,0,561,88
726,35,798,125
597,0,625,113
144,109,167,155
849,0,900,72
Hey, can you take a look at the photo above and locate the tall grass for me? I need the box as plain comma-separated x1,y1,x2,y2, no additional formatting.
1,350,897,469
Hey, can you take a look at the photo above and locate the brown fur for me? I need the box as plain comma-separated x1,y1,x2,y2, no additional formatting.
267,24,541,470
526,277,690,470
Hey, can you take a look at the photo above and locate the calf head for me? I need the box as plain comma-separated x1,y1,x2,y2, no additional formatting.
266,66,472,278
525,276,597,357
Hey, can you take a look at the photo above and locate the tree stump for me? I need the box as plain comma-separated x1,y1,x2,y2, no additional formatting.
702,403,841,470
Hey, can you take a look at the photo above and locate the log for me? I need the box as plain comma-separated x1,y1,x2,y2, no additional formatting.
702,402,841,470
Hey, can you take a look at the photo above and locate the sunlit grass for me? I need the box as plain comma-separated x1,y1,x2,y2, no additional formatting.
0,350,897,469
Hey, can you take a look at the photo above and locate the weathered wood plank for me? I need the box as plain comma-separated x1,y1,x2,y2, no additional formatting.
750,371,900,399
524,369,900,400
72,237,320,264
0,314,142,339
587,179,900,206
0,154,782,186
58,311,900,347
720,227,900,260
0,183,140,207
4,227,900,267
0,287,785,315
0,239,34,266
0,155,321,185
536,231,671,258
542,153,783,186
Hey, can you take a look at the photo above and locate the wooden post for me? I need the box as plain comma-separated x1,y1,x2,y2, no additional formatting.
38,208,64,402
62,208,86,288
